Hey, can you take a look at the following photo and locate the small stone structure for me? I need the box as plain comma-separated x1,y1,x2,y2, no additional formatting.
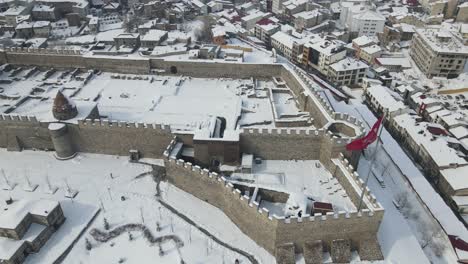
331,239,352,263
0,199,65,264
303,240,323,264
276,243,296,264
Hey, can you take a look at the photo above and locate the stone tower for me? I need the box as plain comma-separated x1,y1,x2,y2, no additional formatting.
52,90,78,120
48,123,76,160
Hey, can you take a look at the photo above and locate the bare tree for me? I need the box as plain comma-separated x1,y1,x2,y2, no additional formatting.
417,219,447,257
103,217,110,230
194,16,214,43
123,12,142,33
85,238,92,250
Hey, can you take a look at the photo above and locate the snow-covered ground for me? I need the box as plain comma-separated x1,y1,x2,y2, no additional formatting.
0,150,273,264
229,160,356,216
1,69,279,135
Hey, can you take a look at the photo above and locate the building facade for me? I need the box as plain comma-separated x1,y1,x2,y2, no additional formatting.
410,28,468,78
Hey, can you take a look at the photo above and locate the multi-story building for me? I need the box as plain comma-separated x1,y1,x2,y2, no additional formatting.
350,10,386,38
141,29,168,48
339,1,367,28
328,58,369,87
360,44,383,64
114,33,141,50
456,2,468,23
272,0,286,15
364,85,409,118
33,21,51,38
254,18,280,46
293,9,324,32
15,22,34,39
410,27,468,78
305,39,347,75
352,35,376,58
31,4,59,21
420,0,459,18
271,31,304,63
282,0,307,20
241,10,269,30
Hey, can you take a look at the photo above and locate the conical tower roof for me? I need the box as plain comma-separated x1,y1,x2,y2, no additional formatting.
52,90,78,120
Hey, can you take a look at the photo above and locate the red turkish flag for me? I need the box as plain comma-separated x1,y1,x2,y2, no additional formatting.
346,116,384,151
449,235,468,252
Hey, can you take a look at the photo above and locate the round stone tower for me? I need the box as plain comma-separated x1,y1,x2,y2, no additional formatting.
52,90,78,120
48,123,76,160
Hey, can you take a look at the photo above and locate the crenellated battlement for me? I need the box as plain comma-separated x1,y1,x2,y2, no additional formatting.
165,138,384,252
3,47,82,56
273,208,377,225
163,137,178,158
0,114,39,123
78,119,171,132
323,130,352,146
165,155,276,223
240,127,326,137
332,112,367,137
336,153,384,212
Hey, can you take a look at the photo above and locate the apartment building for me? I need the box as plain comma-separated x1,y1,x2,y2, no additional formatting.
271,31,305,63
328,58,369,87
304,39,347,75
254,18,280,46
410,27,468,78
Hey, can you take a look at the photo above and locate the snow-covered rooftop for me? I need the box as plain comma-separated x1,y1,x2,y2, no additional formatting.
352,35,375,47
271,31,300,49
440,166,468,193
330,57,369,72
0,199,59,229
361,44,382,55
415,27,468,55
141,29,168,42
366,85,407,113
309,39,346,56
393,114,467,168
376,57,411,68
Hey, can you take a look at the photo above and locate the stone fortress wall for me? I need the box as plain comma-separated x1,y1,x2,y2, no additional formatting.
0,116,174,158
0,48,150,74
0,48,365,135
0,115,364,163
0,50,383,261
0,48,366,161
164,138,384,261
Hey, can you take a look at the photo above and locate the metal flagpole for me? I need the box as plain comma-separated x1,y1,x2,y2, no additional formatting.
358,115,385,211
